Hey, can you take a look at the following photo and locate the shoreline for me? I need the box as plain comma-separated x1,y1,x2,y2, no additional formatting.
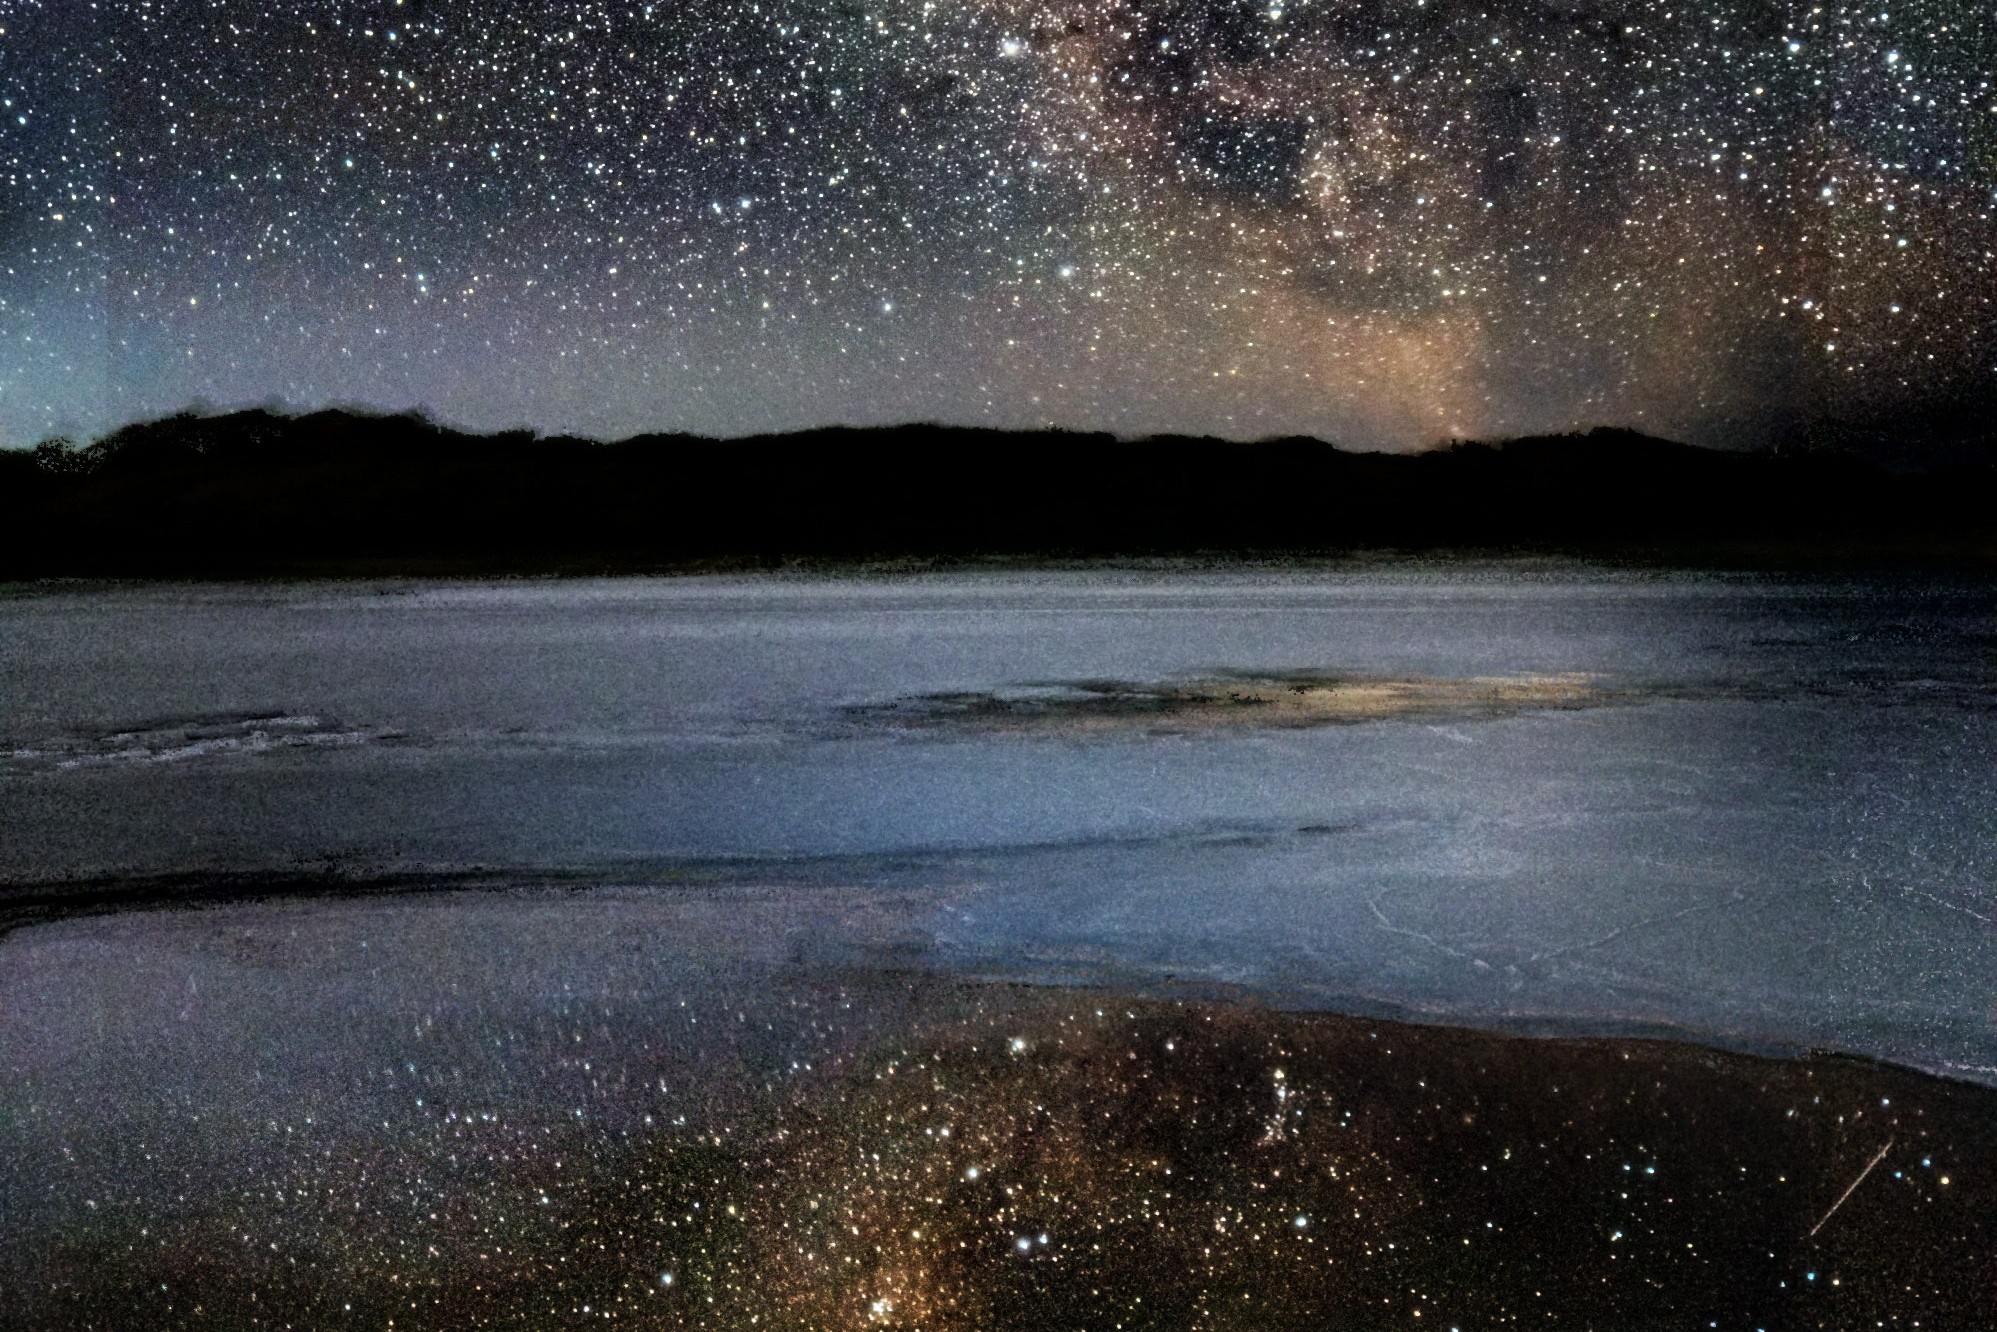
6,868,1995,1095
7,534,1997,583
5,922,1990,1327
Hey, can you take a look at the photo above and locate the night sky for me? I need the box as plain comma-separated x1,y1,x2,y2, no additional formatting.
1,0,1992,449
7,901,1994,1331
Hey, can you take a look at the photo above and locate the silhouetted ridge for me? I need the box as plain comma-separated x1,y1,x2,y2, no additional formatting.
4,410,1992,575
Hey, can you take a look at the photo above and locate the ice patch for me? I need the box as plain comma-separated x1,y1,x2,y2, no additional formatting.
4,712,406,775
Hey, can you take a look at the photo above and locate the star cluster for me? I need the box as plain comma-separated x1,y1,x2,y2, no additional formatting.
1,0,1993,447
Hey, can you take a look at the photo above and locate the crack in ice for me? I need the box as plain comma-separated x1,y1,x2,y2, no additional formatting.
1527,892,1748,965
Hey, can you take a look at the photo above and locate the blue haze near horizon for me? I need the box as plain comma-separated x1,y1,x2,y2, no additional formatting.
2,566,1993,1084
4,2,1995,452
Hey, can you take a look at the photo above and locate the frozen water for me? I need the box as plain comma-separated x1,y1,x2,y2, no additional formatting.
3,565,1993,1081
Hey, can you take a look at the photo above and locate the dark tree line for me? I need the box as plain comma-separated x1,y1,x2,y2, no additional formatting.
3,408,1992,576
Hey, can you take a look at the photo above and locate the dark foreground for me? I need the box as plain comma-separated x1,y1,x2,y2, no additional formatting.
8,956,1990,1330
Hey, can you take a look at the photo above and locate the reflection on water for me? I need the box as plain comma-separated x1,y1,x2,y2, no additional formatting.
2,893,1989,1330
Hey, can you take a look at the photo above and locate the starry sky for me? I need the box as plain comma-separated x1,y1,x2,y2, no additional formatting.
6,901,1993,1330
1,0,1992,450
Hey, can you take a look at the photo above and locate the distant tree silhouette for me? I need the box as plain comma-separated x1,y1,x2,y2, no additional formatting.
2,409,1991,576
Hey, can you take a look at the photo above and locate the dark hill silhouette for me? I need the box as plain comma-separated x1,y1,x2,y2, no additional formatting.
3,410,1993,576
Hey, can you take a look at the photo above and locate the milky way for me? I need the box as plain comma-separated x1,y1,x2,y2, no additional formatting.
1,0,1993,448
5,897,1993,1330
